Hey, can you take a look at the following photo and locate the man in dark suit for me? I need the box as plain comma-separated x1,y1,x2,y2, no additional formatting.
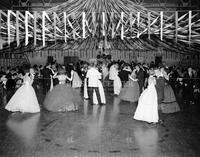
6,73,17,102
5,67,12,80
154,69,165,105
182,67,194,106
135,64,145,94
32,65,40,94
119,65,131,87
41,63,54,94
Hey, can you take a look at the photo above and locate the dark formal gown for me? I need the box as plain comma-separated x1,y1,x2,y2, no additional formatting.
119,72,140,103
161,79,180,113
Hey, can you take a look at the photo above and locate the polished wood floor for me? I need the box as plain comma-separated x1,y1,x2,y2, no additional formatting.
0,88,200,157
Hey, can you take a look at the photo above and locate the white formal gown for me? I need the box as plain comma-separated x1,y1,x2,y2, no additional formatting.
5,73,40,113
109,65,122,95
133,76,158,123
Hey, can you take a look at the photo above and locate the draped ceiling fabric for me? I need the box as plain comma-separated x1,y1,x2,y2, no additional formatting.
0,0,200,54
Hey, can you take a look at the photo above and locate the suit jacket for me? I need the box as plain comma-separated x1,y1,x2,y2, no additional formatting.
32,73,39,91
6,79,16,91
155,76,165,104
42,68,53,80
136,69,145,87
119,70,131,83
183,73,194,87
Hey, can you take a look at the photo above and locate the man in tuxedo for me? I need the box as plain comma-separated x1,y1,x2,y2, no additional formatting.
155,69,165,105
135,64,145,94
119,65,131,87
41,63,54,94
183,67,194,106
32,65,40,94
6,73,17,102
142,63,149,89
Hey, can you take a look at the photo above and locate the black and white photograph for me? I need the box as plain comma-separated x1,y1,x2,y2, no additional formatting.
0,0,200,156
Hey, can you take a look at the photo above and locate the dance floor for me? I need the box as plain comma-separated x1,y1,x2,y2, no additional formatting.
0,91,200,157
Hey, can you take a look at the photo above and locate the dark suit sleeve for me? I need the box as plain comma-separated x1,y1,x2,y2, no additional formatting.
50,69,54,76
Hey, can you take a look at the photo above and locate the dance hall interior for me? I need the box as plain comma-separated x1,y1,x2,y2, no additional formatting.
0,0,200,157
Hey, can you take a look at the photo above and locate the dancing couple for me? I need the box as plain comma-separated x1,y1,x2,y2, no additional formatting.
84,59,106,106
133,67,180,124
5,65,82,113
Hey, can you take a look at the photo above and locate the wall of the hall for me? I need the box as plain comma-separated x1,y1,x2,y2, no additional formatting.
27,49,199,67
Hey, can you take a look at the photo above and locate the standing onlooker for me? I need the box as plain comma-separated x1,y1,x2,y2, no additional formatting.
183,67,195,106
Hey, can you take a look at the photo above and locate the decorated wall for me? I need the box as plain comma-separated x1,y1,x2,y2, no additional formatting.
27,48,194,67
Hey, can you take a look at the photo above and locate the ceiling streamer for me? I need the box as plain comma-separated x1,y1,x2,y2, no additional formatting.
0,0,199,53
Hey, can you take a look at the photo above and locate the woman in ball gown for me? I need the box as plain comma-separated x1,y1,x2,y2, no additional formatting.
43,68,81,112
119,68,140,103
5,68,40,113
160,68,180,113
71,66,82,93
133,71,159,123
109,63,122,95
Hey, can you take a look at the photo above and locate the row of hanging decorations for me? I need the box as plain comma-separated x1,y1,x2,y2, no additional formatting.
0,0,200,50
